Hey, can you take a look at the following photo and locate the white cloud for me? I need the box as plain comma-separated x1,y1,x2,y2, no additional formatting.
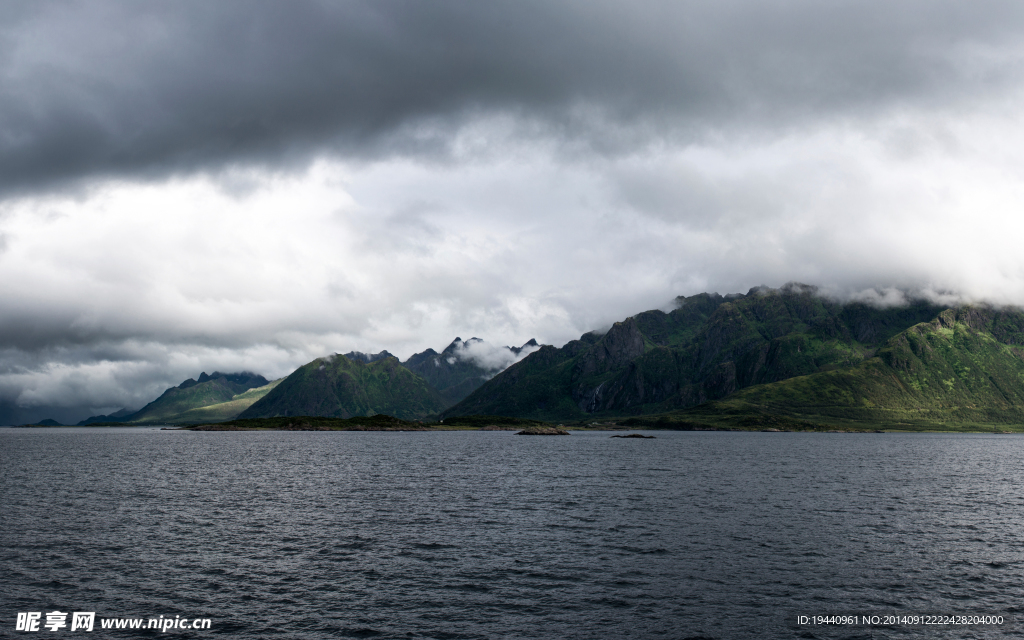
449,338,541,372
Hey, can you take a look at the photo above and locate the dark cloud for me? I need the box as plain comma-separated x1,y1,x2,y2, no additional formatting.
2,0,1024,195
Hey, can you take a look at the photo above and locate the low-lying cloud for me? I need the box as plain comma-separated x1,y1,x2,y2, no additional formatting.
449,338,541,373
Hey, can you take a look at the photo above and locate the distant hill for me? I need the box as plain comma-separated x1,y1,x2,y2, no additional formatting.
71,285,1024,431
77,407,135,426
402,337,539,405
127,371,270,424
164,378,284,423
70,336,539,426
237,354,447,420
646,306,1024,430
441,283,947,421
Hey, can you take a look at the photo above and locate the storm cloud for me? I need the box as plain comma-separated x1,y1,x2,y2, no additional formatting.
2,1,1024,422
4,1,1023,191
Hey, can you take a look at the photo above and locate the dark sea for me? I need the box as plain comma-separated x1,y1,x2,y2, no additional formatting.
2,428,1022,639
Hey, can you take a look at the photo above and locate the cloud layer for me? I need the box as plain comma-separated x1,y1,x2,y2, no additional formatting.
4,1,1024,191
2,1,1024,422
449,338,541,373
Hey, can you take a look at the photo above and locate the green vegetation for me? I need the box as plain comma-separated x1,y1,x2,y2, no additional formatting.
128,372,270,424
77,284,1024,432
623,307,1024,432
515,425,570,435
167,378,284,423
238,354,448,420
442,283,946,421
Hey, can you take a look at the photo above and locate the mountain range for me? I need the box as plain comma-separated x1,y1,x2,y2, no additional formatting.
80,338,538,424
78,371,278,425
402,337,539,405
646,305,1024,431
239,337,539,420
440,283,947,420
68,284,1024,430
236,354,447,420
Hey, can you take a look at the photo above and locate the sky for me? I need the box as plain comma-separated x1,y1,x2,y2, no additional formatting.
2,0,1024,423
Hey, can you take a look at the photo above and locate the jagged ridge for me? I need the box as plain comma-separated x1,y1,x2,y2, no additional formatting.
441,283,946,420
128,371,270,424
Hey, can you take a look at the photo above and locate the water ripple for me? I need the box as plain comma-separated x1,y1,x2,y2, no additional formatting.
2,428,1022,638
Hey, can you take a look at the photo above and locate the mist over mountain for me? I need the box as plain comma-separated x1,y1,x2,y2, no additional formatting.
441,284,952,421
402,337,540,405
34,283,1024,429
62,337,539,425
344,351,396,364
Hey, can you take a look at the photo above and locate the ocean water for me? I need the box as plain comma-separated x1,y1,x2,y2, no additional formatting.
1,428,1022,639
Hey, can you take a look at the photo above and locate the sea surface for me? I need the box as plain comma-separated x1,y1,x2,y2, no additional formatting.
2,428,1022,639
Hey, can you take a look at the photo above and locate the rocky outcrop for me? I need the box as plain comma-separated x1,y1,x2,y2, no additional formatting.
571,318,647,380
515,426,570,435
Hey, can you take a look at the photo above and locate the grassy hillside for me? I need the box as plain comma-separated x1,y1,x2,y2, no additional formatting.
442,284,944,421
631,306,1024,431
238,354,448,420
168,378,284,423
129,372,269,423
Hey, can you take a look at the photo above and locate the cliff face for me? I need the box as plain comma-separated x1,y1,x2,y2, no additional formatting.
401,337,539,405
667,306,1024,429
442,284,947,421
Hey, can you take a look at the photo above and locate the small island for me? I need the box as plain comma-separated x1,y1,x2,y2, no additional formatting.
515,426,570,435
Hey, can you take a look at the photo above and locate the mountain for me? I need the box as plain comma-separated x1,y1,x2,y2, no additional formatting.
345,350,396,363
441,283,946,421
127,371,270,424
402,337,540,405
237,354,447,420
649,305,1024,430
73,336,537,426
77,407,135,426
164,378,284,423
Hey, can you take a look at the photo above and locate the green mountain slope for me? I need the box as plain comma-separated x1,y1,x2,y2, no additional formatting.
169,378,285,423
129,371,270,424
238,354,447,420
654,306,1024,430
441,283,945,421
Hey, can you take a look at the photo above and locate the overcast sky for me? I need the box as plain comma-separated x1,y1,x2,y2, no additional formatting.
2,0,1024,423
